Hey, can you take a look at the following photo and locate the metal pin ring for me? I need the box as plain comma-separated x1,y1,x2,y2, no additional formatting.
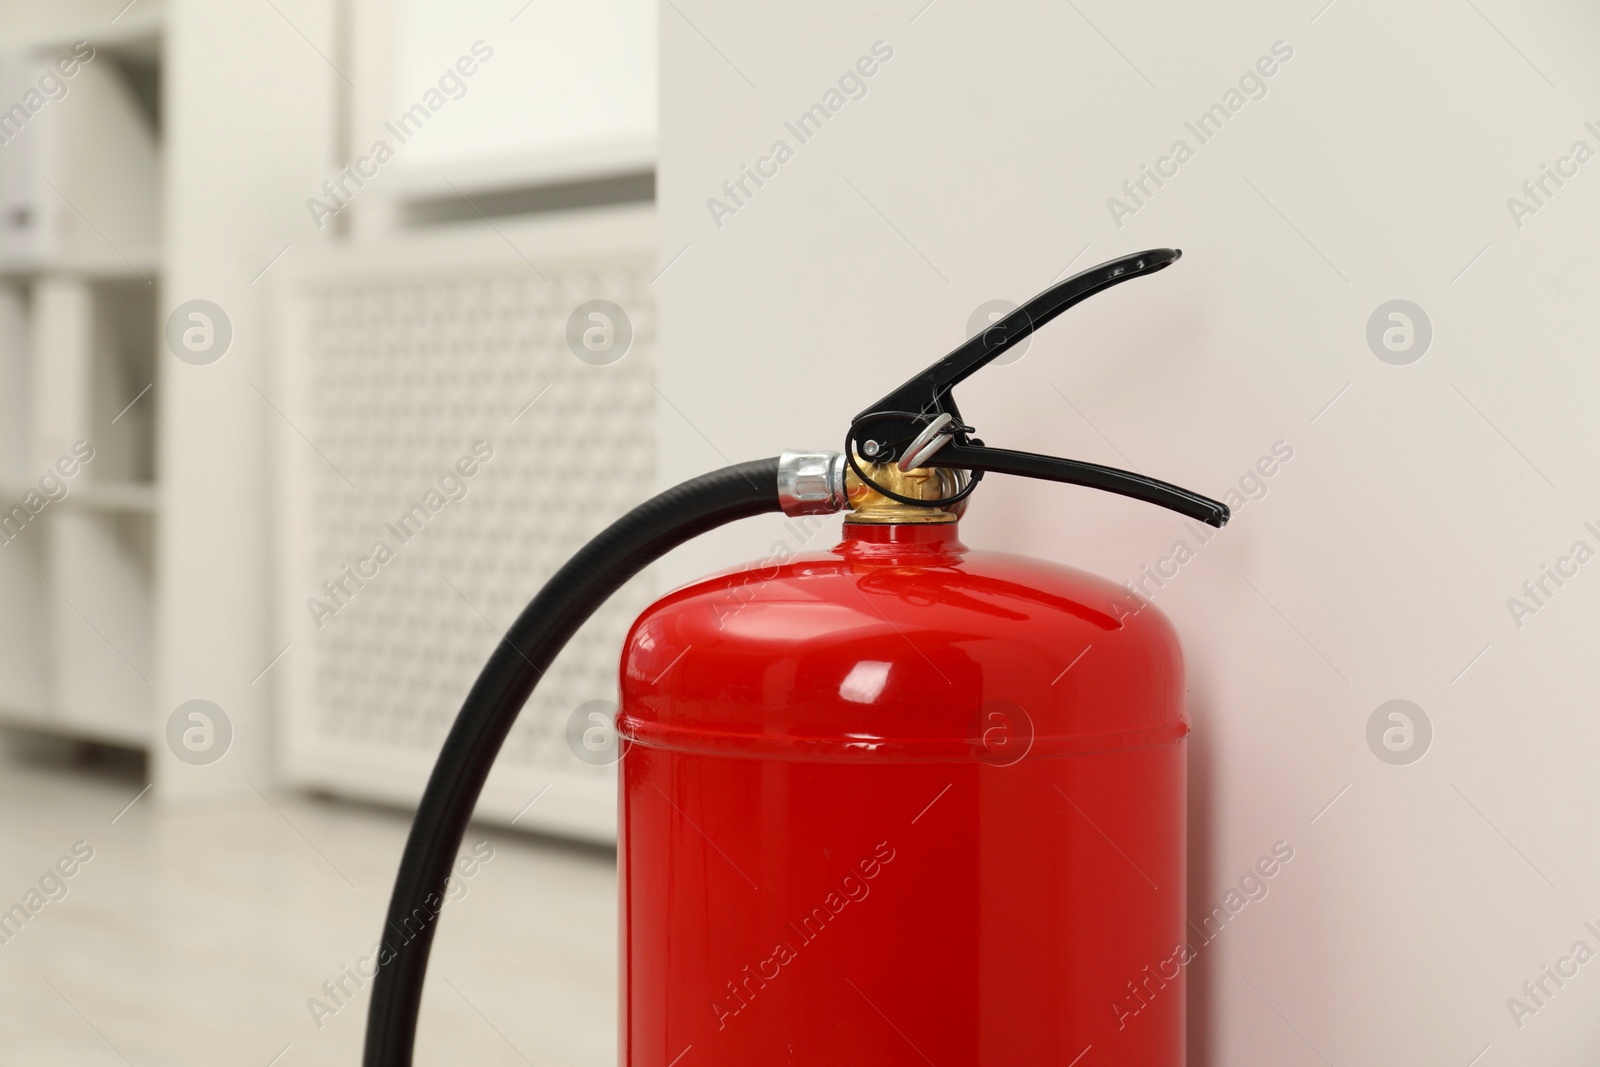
897,413,956,471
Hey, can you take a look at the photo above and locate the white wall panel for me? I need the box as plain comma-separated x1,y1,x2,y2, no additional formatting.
659,2,1600,1062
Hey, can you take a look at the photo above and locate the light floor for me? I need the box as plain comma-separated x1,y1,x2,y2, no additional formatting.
0,738,617,1066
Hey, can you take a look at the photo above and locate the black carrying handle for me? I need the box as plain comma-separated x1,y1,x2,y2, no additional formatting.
846,248,1230,528
928,443,1229,527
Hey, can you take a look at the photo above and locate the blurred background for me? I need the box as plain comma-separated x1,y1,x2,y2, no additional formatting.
2,0,1599,1063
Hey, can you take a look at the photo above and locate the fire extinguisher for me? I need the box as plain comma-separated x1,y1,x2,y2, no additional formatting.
363,248,1228,1065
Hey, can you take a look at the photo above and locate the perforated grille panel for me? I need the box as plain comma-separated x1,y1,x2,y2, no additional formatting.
277,218,656,837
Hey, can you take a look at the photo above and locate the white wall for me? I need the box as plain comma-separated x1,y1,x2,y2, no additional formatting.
660,1,1600,1062
347,0,656,223
389,0,655,181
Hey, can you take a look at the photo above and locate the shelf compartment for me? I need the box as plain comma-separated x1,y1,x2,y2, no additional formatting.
45,509,152,747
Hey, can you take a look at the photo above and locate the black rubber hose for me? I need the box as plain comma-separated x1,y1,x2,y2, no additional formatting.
364,458,782,1066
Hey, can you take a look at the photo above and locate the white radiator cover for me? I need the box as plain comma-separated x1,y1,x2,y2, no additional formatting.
273,206,656,842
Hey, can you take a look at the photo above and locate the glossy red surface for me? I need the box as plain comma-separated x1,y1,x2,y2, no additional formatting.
619,522,1188,1065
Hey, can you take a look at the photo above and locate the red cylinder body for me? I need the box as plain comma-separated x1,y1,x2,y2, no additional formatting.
618,521,1187,1065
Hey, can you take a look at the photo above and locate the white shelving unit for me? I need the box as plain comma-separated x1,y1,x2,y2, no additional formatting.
1,0,656,817
0,15,161,748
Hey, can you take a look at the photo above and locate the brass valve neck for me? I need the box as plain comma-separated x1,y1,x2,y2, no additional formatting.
844,460,960,524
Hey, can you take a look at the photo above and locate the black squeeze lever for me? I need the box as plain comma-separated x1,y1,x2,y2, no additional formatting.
846,248,1231,528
